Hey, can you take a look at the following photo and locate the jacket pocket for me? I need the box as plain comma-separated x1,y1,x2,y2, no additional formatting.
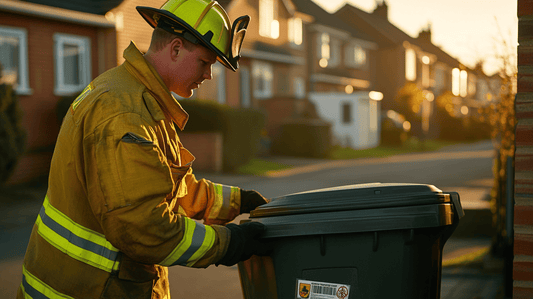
121,132,153,144
101,255,158,299
169,162,190,198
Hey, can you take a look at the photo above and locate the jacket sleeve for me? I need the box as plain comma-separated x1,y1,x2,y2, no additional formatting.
86,113,229,268
174,171,241,225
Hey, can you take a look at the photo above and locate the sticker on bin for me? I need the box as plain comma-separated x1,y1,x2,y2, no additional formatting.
296,279,350,299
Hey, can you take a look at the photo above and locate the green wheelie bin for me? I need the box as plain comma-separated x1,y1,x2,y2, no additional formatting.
238,183,464,299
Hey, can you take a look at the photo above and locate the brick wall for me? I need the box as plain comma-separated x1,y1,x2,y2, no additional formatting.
515,0,533,297
178,132,223,173
1,9,116,185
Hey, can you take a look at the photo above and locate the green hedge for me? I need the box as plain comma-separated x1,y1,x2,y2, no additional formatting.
0,84,27,184
178,99,266,172
56,93,78,125
272,119,332,158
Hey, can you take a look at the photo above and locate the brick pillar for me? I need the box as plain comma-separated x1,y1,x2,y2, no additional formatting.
515,1,533,298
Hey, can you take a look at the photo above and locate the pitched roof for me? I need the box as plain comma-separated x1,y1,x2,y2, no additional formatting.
336,3,413,47
292,0,373,42
336,3,460,67
21,0,124,15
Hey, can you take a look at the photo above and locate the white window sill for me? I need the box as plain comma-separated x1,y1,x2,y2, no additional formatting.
54,87,84,97
15,86,33,96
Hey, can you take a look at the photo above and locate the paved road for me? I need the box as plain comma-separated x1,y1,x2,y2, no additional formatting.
0,140,497,298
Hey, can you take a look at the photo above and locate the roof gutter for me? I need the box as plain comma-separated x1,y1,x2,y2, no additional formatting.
0,0,115,28
241,49,305,65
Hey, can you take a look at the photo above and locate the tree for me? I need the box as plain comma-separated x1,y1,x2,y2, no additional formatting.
0,83,27,184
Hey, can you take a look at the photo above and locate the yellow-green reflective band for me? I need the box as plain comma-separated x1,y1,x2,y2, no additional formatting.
71,83,92,111
209,184,239,220
36,196,120,273
159,218,215,267
21,265,75,299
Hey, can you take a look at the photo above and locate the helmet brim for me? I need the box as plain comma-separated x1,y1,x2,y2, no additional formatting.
137,6,237,71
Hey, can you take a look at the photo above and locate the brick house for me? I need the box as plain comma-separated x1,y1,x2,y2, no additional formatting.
291,0,381,149
335,2,474,138
514,0,533,297
222,0,312,146
0,0,119,184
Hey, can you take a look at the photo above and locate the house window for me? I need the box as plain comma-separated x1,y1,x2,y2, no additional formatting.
259,0,279,39
329,39,340,67
342,102,352,124
452,68,460,96
0,26,31,95
252,61,273,99
212,64,226,104
345,43,367,68
405,48,416,81
434,65,446,94
54,33,91,96
288,17,303,46
240,66,251,108
460,70,468,97
318,33,330,68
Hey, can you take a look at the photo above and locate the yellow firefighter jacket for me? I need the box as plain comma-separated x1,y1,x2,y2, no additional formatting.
18,42,241,298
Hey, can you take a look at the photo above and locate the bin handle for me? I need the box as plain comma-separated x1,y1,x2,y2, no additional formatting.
447,192,465,220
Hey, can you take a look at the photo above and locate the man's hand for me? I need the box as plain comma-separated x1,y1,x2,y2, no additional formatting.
216,222,271,267
240,189,269,214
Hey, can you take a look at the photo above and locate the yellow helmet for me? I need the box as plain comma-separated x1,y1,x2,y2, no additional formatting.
137,0,249,71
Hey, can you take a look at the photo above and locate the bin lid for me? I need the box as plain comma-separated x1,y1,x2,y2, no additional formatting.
248,183,463,238
250,183,447,218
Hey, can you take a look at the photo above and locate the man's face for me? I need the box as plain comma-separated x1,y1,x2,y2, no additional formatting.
170,41,217,98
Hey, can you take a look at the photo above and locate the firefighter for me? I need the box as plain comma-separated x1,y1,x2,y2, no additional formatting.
17,0,270,297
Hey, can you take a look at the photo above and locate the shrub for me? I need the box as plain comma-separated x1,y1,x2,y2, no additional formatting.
56,93,78,125
272,119,332,158
0,84,27,184
178,99,266,172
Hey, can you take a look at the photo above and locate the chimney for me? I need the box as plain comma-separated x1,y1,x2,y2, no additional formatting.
417,24,432,43
372,0,388,20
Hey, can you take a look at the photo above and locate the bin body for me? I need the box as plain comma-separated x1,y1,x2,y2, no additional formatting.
238,183,463,299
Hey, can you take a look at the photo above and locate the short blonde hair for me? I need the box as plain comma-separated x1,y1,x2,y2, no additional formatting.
149,27,195,52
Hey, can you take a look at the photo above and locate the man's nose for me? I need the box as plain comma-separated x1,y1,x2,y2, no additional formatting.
204,66,212,80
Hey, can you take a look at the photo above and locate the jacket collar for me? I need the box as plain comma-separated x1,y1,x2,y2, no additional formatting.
122,41,189,130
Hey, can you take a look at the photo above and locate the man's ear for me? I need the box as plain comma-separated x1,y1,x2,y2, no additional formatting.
169,37,183,62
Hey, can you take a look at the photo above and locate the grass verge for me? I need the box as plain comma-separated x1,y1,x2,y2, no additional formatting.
237,139,468,176
329,139,459,160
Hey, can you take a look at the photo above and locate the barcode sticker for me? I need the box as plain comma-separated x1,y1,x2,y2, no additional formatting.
296,279,350,299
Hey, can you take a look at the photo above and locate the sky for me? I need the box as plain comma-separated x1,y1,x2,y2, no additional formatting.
313,0,518,76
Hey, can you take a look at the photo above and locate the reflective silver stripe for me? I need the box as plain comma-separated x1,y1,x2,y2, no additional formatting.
208,184,239,220
21,265,74,299
159,218,216,267
36,196,120,273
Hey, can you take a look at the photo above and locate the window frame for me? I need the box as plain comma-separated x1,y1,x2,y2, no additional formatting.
53,33,92,96
288,17,303,48
240,66,251,108
252,61,273,99
0,26,32,95
345,42,367,69
212,63,226,104
259,0,279,39
405,48,417,81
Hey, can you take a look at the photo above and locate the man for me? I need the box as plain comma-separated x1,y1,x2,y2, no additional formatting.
18,0,270,298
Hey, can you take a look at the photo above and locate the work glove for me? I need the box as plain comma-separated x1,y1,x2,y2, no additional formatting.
240,189,269,214
216,222,271,267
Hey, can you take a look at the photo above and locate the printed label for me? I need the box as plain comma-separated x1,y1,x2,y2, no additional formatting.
296,279,350,299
